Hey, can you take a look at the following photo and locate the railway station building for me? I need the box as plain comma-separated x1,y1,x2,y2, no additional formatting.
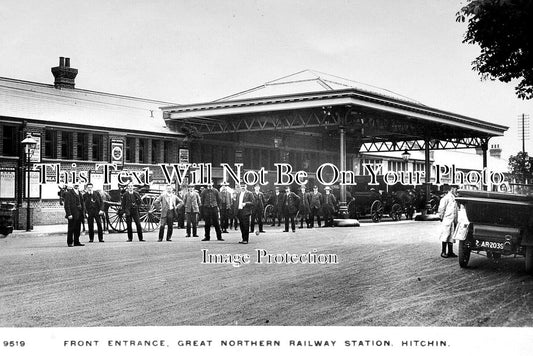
0,58,183,228
1,61,508,227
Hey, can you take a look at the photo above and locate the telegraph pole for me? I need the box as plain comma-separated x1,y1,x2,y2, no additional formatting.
518,114,530,154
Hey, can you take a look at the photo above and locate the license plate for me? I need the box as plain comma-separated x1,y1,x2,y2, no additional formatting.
475,240,504,250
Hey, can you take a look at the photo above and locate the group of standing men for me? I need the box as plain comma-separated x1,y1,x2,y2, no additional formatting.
269,185,339,231
63,180,339,246
63,182,105,247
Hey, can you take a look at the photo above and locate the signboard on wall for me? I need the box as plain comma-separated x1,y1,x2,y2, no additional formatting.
178,148,189,163
0,168,16,199
29,133,42,163
110,139,124,167
23,170,41,199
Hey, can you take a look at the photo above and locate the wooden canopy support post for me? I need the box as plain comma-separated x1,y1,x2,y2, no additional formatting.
481,139,488,191
338,124,348,218
424,138,431,208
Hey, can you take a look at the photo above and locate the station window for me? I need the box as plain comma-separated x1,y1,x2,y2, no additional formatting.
163,141,171,162
77,133,89,160
362,159,383,175
152,140,160,163
125,137,136,163
61,131,73,159
414,162,425,172
2,125,19,157
92,134,103,161
138,139,148,163
44,129,57,159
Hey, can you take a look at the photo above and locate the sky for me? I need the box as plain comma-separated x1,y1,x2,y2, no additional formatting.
1,0,531,159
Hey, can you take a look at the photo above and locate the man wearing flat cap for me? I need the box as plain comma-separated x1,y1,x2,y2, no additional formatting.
322,186,337,227
183,184,200,237
309,185,323,228
282,186,300,233
218,182,232,234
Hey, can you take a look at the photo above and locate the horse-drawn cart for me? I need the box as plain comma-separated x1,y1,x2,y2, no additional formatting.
347,189,416,222
104,184,162,233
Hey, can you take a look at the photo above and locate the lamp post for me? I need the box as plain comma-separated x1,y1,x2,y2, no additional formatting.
401,149,411,162
21,133,37,231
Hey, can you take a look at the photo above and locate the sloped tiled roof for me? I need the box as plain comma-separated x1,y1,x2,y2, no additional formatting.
0,77,181,136
215,69,423,105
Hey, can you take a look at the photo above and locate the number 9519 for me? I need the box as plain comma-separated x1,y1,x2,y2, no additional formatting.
3,341,25,347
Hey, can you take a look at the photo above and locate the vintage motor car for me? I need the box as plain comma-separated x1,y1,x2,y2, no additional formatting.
454,189,533,274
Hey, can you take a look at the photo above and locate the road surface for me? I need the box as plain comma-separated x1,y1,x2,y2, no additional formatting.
1,220,532,326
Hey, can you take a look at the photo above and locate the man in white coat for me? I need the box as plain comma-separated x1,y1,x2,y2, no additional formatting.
438,185,459,258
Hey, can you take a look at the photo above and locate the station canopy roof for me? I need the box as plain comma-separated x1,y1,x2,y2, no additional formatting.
162,70,508,152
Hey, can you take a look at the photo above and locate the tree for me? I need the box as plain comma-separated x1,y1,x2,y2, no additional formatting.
456,0,533,99
508,151,532,185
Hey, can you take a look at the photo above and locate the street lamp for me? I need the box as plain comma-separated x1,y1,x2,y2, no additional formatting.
21,133,37,231
401,149,411,162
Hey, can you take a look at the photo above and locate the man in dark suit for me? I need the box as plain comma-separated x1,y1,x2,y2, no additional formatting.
121,183,145,242
250,184,265,234
234,183,254,244
309,185,323,228
298,185,311,228
83,182,105,242
268,186,283,226
63,184,85,247
282,186,300,233
218,182,232,233
200,181,223,241
322,186,338,227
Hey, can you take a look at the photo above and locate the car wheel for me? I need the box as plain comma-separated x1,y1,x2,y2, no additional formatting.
459,240,471,268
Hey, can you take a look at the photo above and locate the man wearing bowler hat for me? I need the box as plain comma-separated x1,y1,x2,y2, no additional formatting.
63,183,85,247
309,185,323,228
282,186,300,233
121,182,145,242
83,182,104,242
200,181,223,241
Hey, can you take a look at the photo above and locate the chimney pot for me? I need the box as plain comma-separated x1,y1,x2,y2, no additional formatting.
52,57,78,89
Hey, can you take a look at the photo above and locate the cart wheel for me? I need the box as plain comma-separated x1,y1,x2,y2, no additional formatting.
525,246,533,274
390,203,402,221
458,240,471,268
139,194,161,232
264,204,274,225
370,200,383,223
107,205,127,232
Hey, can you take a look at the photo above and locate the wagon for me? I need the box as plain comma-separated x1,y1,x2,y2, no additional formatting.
347,189,385,222
455,188,533,274
103,184,162,233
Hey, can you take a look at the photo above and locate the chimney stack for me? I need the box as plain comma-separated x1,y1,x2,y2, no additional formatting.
51,57,78,89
